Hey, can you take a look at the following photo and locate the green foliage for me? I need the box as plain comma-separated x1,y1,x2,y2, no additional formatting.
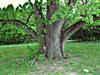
0,0,100,45
49,0,100,27
27,44,45,61
0,2,35,45
27,45,38,60
93,20,100,26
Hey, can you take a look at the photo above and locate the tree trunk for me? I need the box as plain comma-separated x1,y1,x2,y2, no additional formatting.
44,20,86,59
45,20,65,59
44,15,100,59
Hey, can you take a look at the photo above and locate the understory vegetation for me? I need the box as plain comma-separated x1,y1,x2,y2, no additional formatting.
0,42,100,75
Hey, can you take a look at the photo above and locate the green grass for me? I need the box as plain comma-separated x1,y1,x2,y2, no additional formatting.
64,42,100,75
0,42,100,75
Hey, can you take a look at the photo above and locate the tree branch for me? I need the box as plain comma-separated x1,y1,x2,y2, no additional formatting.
26,12,33,24
68,0,77,6
0,19,37,38
63,15,100,41
63,20,85,41
93,15,100,21
37,1,45,21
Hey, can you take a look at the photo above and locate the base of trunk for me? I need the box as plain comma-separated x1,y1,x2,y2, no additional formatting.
44,33,63,59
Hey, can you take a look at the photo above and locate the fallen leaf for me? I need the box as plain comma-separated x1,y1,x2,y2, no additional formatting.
50,64,55,71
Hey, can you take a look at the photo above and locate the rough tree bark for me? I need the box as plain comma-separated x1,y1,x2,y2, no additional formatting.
45,20,65,59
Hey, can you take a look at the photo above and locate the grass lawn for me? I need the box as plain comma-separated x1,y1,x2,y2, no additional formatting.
0,42,100,75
